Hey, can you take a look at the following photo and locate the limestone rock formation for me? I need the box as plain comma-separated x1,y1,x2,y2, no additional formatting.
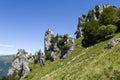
44,29,55,53
8,49,33,79
62,35,75,59
34,50,45,66
107,38,120,49
44,29,75,61
75,4,111,38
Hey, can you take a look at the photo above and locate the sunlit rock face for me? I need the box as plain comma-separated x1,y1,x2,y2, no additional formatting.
8,49,33,79
44,29,75,61
44,29,55,53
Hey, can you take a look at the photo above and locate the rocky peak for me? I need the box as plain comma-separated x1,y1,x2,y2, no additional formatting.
75,4,112,38
8,49,33,79
44,29,55,53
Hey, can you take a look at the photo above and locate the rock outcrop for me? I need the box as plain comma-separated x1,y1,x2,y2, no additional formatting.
107,38,120,49
62,35,74,59
75,4,111,38
34,50,45,66
8,49,33,79
44,29,74,61
44,29,55,53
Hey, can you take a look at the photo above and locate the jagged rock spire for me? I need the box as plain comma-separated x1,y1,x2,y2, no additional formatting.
44,29,55,53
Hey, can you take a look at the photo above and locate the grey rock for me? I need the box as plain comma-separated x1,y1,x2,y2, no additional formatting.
44,29,75,60
34,50,45,66
75,4,111,38
51,43,60,60
8,49,32,78
44,29,55,53
107,38,120,49
44,29,60,60
62,36,75,59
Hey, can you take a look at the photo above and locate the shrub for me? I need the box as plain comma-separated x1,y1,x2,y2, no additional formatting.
97,25,106,39
116,20,120,32
117,9,120,19
45,51,52,60
105,24,117,35
97,24,117,39
1,76,8,80
83,21,117,46
99,6,119,25
83,19,100,44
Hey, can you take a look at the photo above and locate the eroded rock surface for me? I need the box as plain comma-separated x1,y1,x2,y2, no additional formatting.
44,29,75,61
44,29,55,53
8,49,33,79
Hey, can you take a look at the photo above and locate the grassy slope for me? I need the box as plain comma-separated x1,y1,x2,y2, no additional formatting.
22,33,120,80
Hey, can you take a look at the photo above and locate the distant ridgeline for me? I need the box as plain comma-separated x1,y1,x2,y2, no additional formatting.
0,55,15,79
2,4,120,80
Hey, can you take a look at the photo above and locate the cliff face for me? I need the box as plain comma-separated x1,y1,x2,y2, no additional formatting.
8,49,33,80
44,29,74,61
75,4,111,38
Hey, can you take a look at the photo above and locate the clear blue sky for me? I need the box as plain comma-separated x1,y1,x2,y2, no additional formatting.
0,0,120,55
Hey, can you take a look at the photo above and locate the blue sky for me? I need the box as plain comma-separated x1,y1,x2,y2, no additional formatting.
0,0,120,55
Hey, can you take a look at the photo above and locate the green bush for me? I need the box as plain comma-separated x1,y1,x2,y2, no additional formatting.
83,20,117,45
99,6,119,25
117,9,120,19
97,25,106,38
45,51,52,60
116,20,120,32
83,19,100,44
1,76,8,80
105,24,117,35
116,9,120,32
97,24,117,39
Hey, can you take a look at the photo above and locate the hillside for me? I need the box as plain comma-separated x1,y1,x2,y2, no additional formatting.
0,55,15,79
21,33,120,80
4,4,120,80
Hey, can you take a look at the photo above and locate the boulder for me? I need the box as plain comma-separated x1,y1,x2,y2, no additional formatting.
107,38,120,49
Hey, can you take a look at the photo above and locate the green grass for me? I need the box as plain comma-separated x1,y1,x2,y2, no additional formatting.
22,33,120,80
